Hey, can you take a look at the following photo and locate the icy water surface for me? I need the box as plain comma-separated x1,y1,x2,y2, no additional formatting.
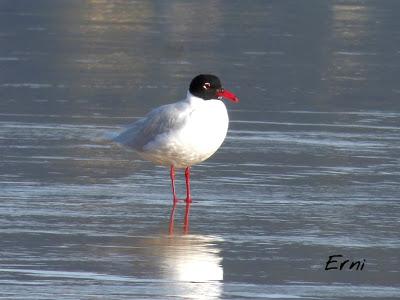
1,1,400,299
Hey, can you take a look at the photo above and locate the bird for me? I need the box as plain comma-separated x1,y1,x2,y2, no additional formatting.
113,74,239,233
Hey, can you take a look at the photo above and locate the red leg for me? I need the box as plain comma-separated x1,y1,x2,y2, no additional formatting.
169,165,178,234
183,167,191,233
185,167,192,203
170,165,178,204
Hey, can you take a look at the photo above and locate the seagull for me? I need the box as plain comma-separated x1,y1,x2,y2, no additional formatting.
114,74,239,233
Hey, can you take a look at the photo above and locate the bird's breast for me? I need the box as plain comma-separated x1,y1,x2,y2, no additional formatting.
179,100,229,157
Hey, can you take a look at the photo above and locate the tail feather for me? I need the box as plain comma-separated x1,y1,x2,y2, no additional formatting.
111,120,145,150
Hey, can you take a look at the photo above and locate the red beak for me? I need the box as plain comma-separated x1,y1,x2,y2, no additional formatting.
217,89,239,103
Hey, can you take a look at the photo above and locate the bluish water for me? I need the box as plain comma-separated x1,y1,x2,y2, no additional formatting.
1,1,399,299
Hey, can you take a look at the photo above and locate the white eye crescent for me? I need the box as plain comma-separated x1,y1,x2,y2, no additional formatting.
203,82,211,89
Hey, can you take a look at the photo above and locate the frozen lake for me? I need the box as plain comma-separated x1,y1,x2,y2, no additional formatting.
1,1,399,299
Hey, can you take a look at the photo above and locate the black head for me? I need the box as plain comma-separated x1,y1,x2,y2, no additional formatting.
189,74,239,103
189,74,222,100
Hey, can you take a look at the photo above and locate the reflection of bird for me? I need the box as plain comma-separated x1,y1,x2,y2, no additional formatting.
157,234,224,299
114,74,239,233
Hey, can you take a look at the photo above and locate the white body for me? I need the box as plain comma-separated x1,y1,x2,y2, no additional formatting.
114,92,229,168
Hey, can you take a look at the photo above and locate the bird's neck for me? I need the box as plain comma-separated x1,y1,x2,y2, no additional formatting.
185,92,206,105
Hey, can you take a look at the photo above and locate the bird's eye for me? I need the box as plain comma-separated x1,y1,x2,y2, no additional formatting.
203,82,211,89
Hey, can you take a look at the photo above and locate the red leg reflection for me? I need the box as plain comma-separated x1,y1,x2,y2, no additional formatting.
169,202,177,235
183,166,191,233
169,165,178,234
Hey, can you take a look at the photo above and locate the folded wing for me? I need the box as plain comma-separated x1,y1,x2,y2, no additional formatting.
113,101,189,151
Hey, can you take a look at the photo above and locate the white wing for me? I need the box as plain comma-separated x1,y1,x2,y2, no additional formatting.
113,101,190,151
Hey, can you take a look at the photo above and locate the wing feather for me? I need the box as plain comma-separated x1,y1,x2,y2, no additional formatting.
113,101,189,151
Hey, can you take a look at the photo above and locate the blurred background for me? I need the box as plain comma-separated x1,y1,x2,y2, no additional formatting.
0,1,399,299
